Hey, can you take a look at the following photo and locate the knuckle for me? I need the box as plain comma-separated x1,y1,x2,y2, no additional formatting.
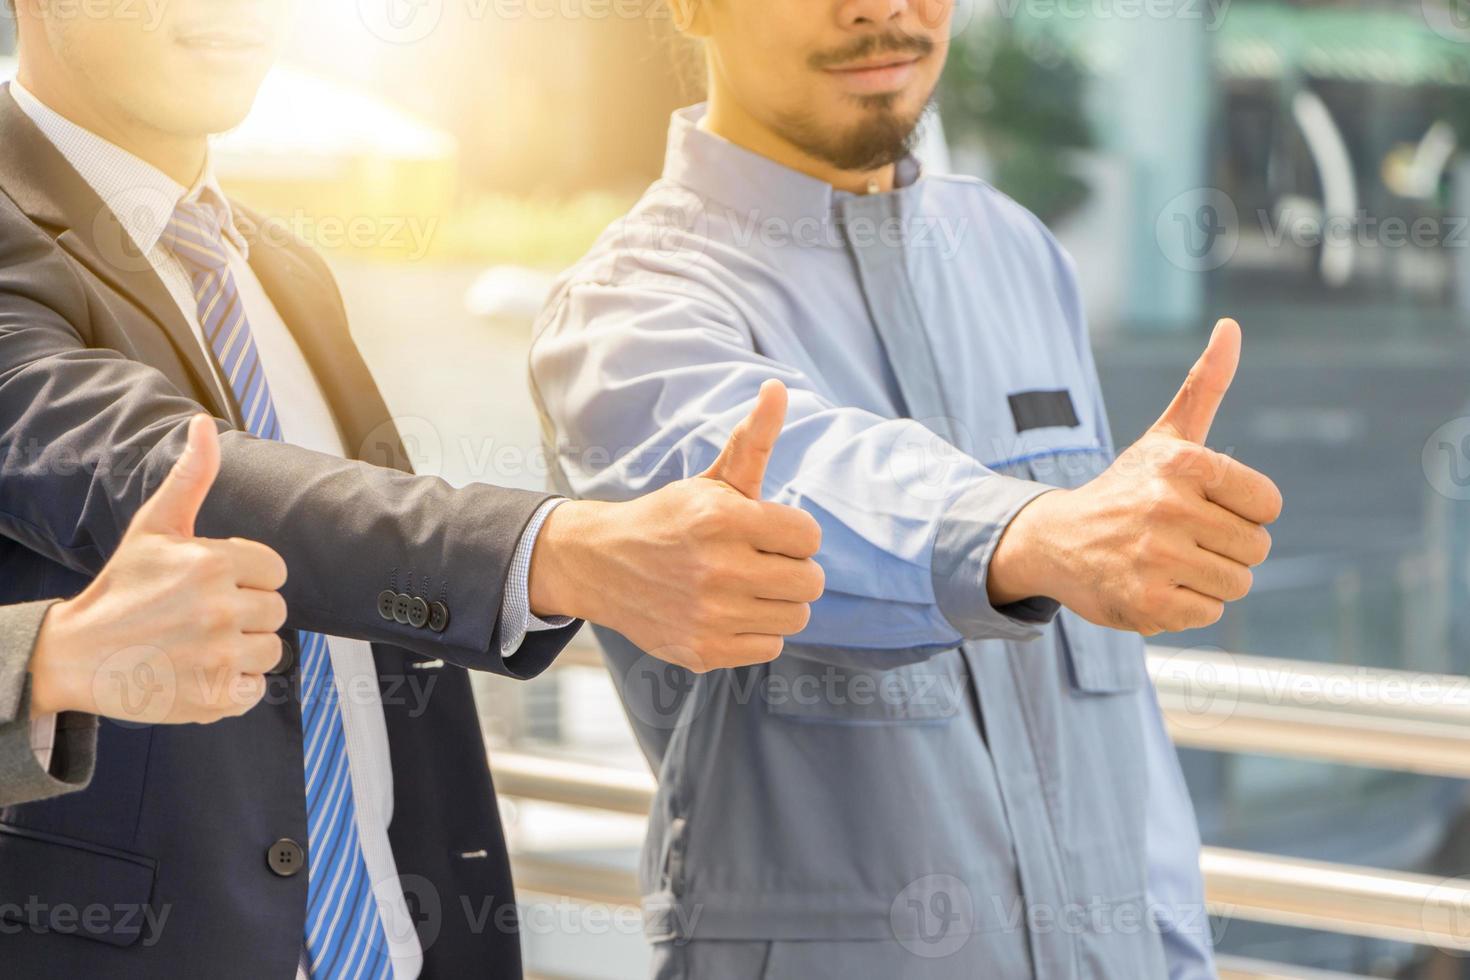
198,549,234,581
693,494,735,536
209,642,237,672
267,593,289,630
261,547,289,588
1231,568,1254,601
798,512,823,554
181,542,217,572
1255,529,1273,564
800,561,826,602
690,594,720,628
790,603,812,635
1135,529,1163,559
1263,485,1285,523
202,599,237,635
1142,486,1178,521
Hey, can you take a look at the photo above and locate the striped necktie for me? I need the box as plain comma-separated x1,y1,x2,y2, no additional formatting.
162,198,394,980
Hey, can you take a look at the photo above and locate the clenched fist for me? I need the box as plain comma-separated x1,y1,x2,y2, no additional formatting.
29,416,290,723
989,319,1282,635
530,380,825,671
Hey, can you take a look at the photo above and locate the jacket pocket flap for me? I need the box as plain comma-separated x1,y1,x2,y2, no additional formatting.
0,823,158,947
1057,610,1147,694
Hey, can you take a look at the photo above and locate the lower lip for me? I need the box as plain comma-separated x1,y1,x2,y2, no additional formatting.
175,38,269,66
825,59,920,95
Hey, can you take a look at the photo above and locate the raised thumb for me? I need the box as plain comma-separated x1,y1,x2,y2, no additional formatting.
1151,317,1241,445
131,415,221,538
701,380,789,500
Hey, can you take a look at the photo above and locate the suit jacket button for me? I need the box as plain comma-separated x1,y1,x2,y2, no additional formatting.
428,601,450,634
407,596,430,629
377,590,397,621
392,593,413,625
269,632,297,675
267,838,304,877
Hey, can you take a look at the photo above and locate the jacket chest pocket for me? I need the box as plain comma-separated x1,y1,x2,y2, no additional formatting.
763,649,969,725
1058,610,1147,694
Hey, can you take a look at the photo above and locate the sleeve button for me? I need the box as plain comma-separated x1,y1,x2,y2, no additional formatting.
428,601,450,634
407,596,430,629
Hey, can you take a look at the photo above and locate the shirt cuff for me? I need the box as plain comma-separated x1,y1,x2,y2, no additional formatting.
0,676,97,807
499,498,575,658
931,475,1063,642
31,713,55,771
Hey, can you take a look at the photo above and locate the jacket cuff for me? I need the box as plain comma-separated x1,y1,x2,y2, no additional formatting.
0,674,97,807
0,599,59,724
931,476,1062,642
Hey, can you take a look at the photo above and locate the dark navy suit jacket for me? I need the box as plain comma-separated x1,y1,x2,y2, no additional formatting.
0,85,578,978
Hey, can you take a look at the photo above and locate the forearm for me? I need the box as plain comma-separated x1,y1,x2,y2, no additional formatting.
200,432,560,671
533,287,1063,653
557,399,1059,650
0,327,566,676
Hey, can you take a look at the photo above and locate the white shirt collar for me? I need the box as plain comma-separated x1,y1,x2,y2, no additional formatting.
9,79,248,259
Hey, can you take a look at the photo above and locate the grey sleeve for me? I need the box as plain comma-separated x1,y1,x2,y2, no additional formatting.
930,476,1063,642
0,600,98,806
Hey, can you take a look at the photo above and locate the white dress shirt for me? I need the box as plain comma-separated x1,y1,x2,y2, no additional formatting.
12,80,570,979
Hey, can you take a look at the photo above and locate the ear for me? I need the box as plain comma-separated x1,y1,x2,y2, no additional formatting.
669,0,712,37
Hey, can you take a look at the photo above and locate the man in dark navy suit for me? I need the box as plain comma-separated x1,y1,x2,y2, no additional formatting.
0,0,824,976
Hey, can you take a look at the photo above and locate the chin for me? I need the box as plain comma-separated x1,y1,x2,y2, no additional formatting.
162,92,264,138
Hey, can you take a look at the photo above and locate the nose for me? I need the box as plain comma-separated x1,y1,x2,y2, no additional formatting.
838,0,908,28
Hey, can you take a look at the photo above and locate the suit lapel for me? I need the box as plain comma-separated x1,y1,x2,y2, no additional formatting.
0,85,236,424
0,83,411,472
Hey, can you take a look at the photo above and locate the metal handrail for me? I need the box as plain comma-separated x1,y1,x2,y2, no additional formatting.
501,646,1470,973
1213,956,1371,980
550,643,1470,780
1202,847,1470,950
1147,647,1470,779
493,750,1470,952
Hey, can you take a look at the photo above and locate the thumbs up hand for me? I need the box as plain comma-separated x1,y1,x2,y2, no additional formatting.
988,319,1283,636
529,380,825,672
29,416,290,723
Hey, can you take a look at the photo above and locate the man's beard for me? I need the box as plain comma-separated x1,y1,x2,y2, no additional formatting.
772,29,939,173
775,92,934,173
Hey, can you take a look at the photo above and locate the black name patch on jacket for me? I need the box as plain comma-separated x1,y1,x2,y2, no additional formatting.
1007,389,1080,433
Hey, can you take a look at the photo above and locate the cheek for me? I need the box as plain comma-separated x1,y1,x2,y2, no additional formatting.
52,18,168,98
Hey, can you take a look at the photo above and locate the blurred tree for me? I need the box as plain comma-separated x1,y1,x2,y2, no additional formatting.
939,26,1093,224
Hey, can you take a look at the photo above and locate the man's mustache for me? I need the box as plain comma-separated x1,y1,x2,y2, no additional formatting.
808,32,936,72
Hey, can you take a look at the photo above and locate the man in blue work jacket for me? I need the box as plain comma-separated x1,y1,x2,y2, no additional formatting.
529,0,1282,975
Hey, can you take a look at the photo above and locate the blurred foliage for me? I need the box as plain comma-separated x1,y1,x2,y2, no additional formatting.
939,25,1094,224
